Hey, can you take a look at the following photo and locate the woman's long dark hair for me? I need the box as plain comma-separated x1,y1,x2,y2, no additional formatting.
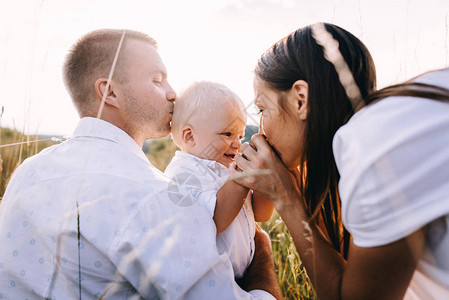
255,23,375,258
255,22,449,259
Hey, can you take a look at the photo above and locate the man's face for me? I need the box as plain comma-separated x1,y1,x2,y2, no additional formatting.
116,39,176,140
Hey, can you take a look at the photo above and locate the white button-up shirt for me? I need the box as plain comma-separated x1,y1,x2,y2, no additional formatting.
0,117,274,299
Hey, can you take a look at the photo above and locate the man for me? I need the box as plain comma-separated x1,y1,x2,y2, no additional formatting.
0,29,281,299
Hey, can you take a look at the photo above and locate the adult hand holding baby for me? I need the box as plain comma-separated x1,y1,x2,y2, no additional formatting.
233,134,302,212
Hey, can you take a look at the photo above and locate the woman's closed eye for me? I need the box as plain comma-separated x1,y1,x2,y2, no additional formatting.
253,105,263,115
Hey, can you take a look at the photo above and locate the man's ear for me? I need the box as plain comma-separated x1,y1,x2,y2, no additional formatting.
291,80,309,121
181,126,195,146
95,78,119,109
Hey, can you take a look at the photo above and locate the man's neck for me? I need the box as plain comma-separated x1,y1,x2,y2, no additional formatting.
86,113,144,148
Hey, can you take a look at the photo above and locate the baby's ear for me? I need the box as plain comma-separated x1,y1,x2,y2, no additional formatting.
182,126,195,146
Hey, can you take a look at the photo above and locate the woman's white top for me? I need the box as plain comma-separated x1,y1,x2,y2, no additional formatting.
333,67,449,299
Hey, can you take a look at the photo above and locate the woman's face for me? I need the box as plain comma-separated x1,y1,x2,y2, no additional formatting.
253,76,306,170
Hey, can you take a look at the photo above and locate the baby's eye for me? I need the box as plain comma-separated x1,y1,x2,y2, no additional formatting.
221,132,232,137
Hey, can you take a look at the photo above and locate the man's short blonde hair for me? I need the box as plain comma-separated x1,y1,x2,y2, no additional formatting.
171,81,246,147
63,29,157,117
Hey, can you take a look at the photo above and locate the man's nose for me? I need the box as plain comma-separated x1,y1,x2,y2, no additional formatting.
166,83,176,101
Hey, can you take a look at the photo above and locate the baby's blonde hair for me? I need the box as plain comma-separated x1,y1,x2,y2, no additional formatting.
171,81,246,147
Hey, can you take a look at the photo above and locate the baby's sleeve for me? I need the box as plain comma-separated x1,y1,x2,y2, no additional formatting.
164,160,219,218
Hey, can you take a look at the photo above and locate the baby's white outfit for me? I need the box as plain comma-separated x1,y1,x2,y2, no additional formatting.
165,151,255,278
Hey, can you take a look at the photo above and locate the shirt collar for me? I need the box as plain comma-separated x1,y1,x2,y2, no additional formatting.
173,151,229,178
73,117,149,163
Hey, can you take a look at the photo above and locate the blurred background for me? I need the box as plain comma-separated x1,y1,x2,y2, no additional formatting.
0,0,448,136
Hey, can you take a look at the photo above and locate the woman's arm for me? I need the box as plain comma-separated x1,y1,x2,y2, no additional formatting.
234,134,425,300
252,191,274,222
277,199,424,300
214,180,248,233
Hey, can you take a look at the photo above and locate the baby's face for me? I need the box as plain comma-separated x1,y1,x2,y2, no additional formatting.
192,101,246,168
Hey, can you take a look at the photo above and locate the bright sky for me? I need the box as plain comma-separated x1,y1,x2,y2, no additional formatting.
0,0,448,136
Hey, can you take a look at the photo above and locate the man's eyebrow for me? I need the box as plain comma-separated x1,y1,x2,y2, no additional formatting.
150,66,167,77
152,71,167,77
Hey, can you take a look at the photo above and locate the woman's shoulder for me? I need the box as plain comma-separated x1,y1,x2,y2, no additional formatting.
333,68,449,247
334,84,449,183
344,66,449,130
414,66,449,88
335,67,449,154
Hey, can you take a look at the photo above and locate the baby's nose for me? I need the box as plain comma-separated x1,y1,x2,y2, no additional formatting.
232,138,242,149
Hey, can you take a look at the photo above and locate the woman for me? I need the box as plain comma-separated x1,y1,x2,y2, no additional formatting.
233,23,449,299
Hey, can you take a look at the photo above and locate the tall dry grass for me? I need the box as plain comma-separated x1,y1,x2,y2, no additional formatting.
261,214,317,299
0,127,57,199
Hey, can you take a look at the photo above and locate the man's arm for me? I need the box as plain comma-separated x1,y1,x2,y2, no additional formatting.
238,224,283,299
117,188,282,299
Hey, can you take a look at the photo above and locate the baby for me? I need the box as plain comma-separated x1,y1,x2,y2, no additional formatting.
165,81,274,279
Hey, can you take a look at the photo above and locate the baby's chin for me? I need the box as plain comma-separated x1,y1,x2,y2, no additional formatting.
217,158,232,168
